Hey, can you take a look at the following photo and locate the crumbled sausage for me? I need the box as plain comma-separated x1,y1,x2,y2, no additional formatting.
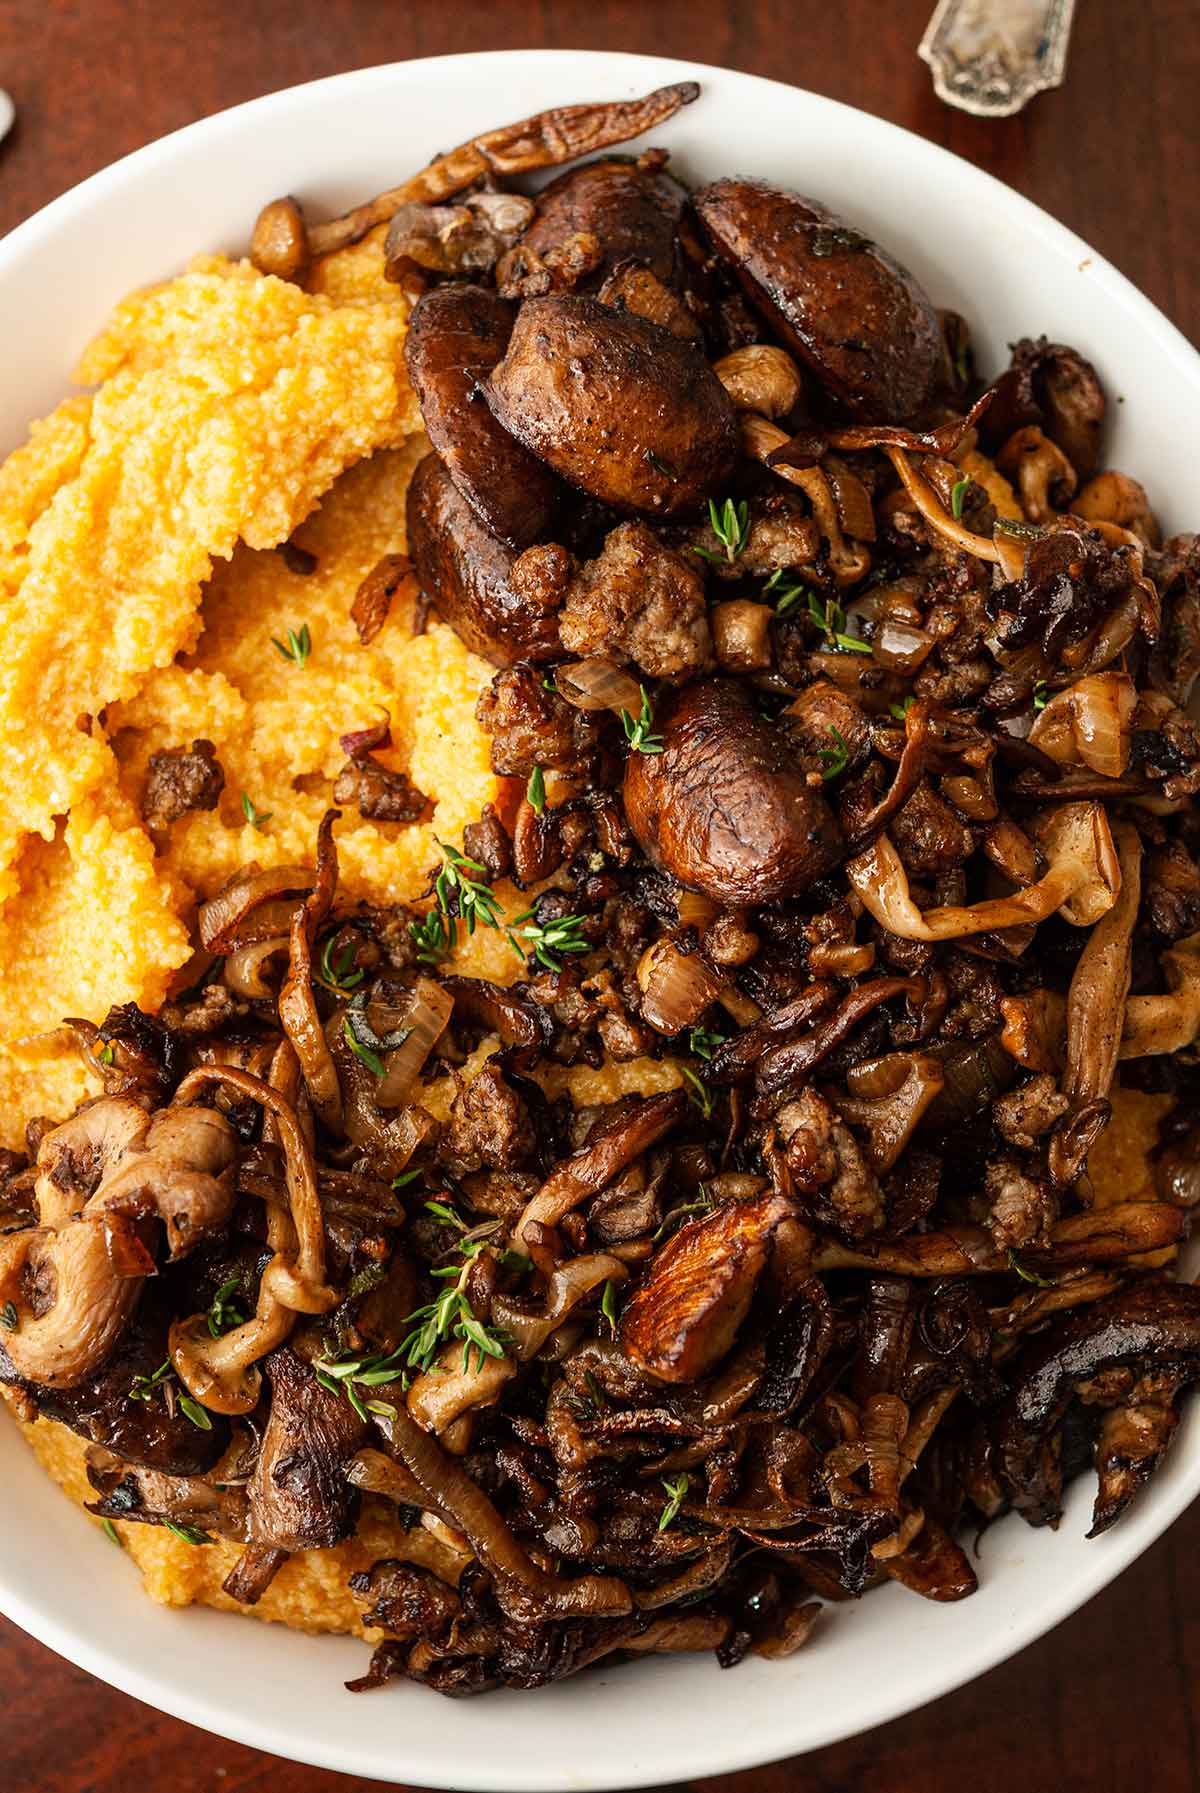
446,1064,533,1172
992,1074,1069,1150
983,1156,1058,1250
332,758,430,823
141,740,225,829
558,522,713,683
476,665,601,777
462,804,512,881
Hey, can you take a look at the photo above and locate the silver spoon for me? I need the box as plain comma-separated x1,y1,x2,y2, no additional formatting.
919,0,1078,117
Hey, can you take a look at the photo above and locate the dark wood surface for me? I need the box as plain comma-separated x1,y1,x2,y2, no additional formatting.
0,1,1197,1788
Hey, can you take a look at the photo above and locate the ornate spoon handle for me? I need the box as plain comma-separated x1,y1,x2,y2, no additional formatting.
919,0,1078,117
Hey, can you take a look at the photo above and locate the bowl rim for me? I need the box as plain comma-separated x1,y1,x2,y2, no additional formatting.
1,46,1199,1789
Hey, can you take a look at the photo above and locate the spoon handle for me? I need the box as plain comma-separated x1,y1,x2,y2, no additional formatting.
918,0,1078,117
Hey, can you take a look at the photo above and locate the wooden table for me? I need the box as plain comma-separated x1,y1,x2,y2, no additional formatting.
1,1,1197,1788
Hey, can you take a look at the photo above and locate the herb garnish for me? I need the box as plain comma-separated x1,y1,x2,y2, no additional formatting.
206,1277,246,1339
680,1064,714,1118
401,1259,510,1378
271,622,312,669
819,725,850,781
98,1042,115,1067
600,1279,621,1338
129,1357,211,1429
807,591,872,656
693,496,751,564
658,1472,690,1532
409,840,508,964
890,696,915,723
101,1518,122,1547
950,476,970,521
644,449,678,481
0,1300,18,1332
391,1166,424,1191
763,567,810,616
162,1518,213,1547
241,792,272,831
1008,1250,1053,1288
128,1359,173,1403
507,910,589,973
1032,680,1050,712
527,765,546,815
620,685,664,755
178,1395,213,1431
314,1345,410,1420
343,1013,386,1077
687,1026,727,1062
651,1189,717,1244
316,931,365,995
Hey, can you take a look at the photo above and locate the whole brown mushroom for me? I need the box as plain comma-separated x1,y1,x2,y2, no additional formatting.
624,679,843,906
693,179,942,422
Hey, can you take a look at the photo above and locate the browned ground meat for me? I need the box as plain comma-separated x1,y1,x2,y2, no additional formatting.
445,1064,533,1171
476,665,601,776
983,1156,1058,1249
141,740,225,829
557,521,713,681
993,1074,1070,1149
462,804,512,880
890,781,974,875
774,1088,885,1240
332,758,430,823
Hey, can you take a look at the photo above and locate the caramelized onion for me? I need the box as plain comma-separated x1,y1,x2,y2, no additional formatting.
493,1252,628,1360
375,979,455,1108
223,936,289,999
873,619,933,672
636,940,723,1035
1029,672,1136,779
198,865,312,952
555,657,643,715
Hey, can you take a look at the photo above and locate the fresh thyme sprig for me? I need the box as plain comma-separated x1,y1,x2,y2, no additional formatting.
600,1279,621,1338
651,1188,717,1244
687,1026,727,1062
1008,1249,1053,1288
693,496,750,564
241,792,272,831
271,622,312,668
680,1065,714,1118
316,930,365,995
507,909,590,973
128,1357,212,1430
950,476,970,521
819,725,850,782
620,685,664,755
527,765,546,815
658,1472,690,1532
101,1518,122,1548
343,1014,386,1077
409,840,509,964
206,1277,246,1340
314,1344,412,1420
889,696,915,723
763,566,811,616
807,591,872,656
1032,680,1050,712
162,1518,213,1546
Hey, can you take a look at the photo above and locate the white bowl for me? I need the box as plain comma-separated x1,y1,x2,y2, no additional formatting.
2,48,1198,1790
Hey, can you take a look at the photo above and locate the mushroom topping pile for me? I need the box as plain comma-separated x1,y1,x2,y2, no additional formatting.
4,83,1200,1702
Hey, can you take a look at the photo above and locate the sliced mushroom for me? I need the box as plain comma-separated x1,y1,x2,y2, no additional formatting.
991,1281,1200,1527
624,679,843,907
485,296,739,515
845,802,1119,941
620,1193,789,1383
1121,932,1200,1057
404,285,559,548
509,156,689,291
0,1097,235,1389
407,453,562,666
693,179,942,421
